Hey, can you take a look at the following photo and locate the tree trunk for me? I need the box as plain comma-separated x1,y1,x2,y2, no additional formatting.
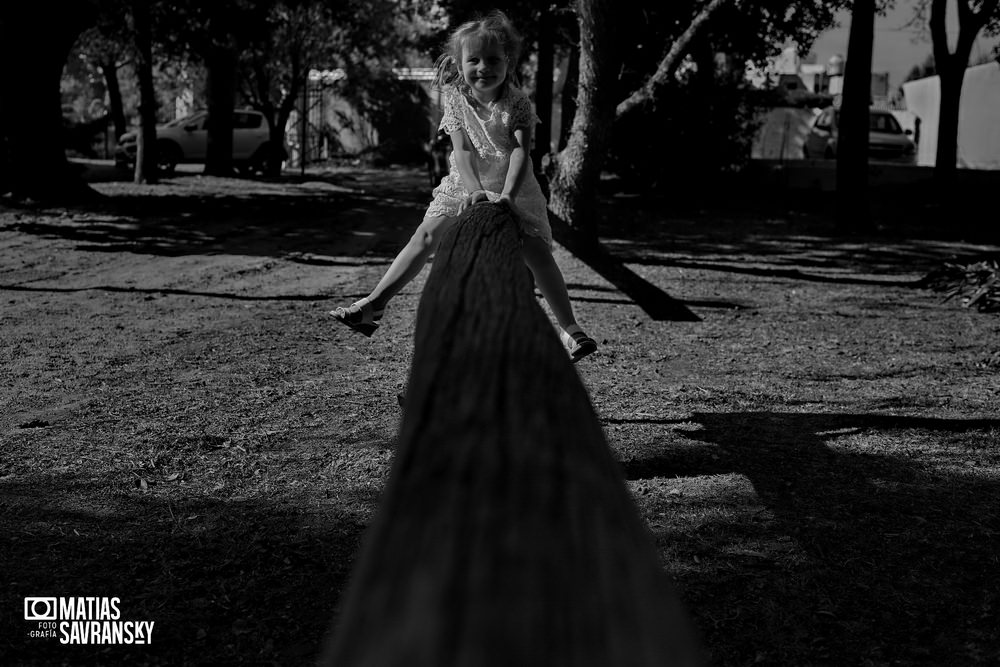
0,3,97,201
835,0,875,233
532,5,555,168
205,45,238,176
266,61,303,177
266,121,289,177
101,60,128,143
321,204,701,667
132,0,158,184
933,61,964,185
929,0,999,186
557,45,578,151
548,0,620,241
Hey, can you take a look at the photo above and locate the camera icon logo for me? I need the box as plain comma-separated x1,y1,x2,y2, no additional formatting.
24,598,58,621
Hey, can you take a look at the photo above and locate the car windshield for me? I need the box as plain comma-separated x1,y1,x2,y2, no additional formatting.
869,112,902,134
830,110,903,134
163,113,205,128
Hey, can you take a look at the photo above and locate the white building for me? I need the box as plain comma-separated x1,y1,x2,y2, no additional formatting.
902,61,1000,169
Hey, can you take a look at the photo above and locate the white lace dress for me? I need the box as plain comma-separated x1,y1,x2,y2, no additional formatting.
426,85,552,247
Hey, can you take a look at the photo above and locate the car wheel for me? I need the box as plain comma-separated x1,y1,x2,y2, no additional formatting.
156,141,181,175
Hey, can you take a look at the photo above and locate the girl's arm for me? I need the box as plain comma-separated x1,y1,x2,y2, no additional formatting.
500,126,530,200
448,128,488,207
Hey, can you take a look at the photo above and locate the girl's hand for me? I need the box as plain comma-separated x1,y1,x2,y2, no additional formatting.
497,194,523,221
459,189,490,213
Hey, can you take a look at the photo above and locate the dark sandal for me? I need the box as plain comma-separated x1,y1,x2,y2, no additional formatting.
561,330,598,363
330,299,383,337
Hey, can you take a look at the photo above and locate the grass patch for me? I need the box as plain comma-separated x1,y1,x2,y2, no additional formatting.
2,165,999,665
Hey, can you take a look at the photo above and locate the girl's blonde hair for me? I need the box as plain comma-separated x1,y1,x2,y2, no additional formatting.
432,10,523,94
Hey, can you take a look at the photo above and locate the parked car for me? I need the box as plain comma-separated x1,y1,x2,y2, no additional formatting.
803,107,917,164
115,109,286,175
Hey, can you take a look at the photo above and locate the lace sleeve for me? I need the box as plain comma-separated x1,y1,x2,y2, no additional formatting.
438,88,464,134
510,90,540,132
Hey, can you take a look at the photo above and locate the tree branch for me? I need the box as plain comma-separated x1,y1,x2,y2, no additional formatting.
930,0,950,63
615,0,730,119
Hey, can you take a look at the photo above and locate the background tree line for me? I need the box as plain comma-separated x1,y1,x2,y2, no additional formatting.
1,0,998,236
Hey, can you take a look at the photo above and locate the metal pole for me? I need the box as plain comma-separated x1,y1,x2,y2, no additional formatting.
300,79,307,176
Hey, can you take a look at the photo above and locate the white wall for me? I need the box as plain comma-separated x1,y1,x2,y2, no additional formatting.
902,62,1000,169
751,107,820,159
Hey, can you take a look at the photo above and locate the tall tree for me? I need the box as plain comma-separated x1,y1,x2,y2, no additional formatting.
548,0,733,238
74,15,133,150
237,0,413,176
926,0,1000,184
157,0,261,176
204,44,239,176
836,0,877,233
545,0,854,238
131,0,159,183
0,1,99,201
545,0,621,241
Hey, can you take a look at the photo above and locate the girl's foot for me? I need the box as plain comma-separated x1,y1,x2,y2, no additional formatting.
559,328,598,363
330,298,384,337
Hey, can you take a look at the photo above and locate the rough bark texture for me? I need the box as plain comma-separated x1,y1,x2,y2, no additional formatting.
930,0,999,186
0,2,97,201
321,204,701,667
547,0,619,240
835,0,875,232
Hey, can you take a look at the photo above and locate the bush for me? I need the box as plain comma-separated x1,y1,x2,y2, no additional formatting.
606,78,762,197
922,257,1000,313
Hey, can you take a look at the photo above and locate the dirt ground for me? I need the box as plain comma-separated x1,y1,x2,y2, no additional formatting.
2,161,999,666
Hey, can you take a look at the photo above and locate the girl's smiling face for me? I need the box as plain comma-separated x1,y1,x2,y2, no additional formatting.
461,37,508,102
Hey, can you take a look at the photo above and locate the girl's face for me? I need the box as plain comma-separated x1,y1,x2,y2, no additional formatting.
461,37,508,102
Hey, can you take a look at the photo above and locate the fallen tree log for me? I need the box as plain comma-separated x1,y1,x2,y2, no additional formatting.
321,203,701,666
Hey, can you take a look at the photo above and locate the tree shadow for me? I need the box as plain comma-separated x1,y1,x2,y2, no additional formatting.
595,183,1000,287
8,164,997,322
562,282,747,310
549,213,701,322
619,257,922,287
617,411,1000,665
0,473,372,665
2,169,426,263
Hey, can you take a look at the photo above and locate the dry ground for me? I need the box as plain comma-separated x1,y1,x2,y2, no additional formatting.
1,161,999,666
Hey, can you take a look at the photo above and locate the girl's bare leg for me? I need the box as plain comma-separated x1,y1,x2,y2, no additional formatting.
520,235,577,331
365,215,457,309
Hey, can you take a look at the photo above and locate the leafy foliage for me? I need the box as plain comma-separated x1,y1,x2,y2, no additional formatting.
923,257,1000,313
608,73,762,194
606,0,847,191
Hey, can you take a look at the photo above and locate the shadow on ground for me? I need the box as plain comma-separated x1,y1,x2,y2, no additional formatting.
617,411,1000,665
0,474,370,666
1,164,431,263
4,162,994,284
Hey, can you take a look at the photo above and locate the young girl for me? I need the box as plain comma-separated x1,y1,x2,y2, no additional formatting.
331,10,597,362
